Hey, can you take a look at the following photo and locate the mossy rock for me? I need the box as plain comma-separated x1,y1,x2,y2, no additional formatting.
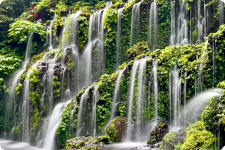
148,121,169,145
126,42,151,60
106,116,127,142
66,136,104,149
160,131,178,150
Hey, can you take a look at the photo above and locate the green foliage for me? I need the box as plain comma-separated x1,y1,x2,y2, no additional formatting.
178,121,216,150
78,15,89,50
104,7,118,73
57,101,78,148
8,20,46,44
126,42,151,60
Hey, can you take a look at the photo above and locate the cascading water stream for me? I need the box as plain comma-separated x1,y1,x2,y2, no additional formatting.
47,14,57,50
197,0,207,44
76,87,90,137
176,0,188,45
86,3,112,83
219,0,224,25
169,67,181,127
177,88,222,127
116,8,124,69
135,59,147,141
76,86,99,137
22,71,32,142
126,61,140,141
152,60,158,117
109,68,126,121
170,1,175,46
92,86,99,137
43,102,69,150
197,40,208,93
149,0,158,50
130,1,142,47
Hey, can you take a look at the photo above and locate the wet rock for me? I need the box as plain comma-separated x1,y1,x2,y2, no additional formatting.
159,131,178,150
147,121,169,145
66,136,104,150
106,116,127,142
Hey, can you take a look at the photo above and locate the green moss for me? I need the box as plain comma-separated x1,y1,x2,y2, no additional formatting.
178,121,216,150
160,131,178,150
105,116,127,142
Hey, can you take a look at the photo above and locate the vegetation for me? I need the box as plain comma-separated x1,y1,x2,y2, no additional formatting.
0,0,225,149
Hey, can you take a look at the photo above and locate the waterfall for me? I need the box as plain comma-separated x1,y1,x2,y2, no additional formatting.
219,0,224,25
176,0,188,45
170,1,176,46
178,89,222,126
149,0,158,50
87,3,112,82
183,71,187,126
116,8,124,69
76,87,90,137
135,59,147,141
130,1,142,47
92,86,99,137
152,60,158,117
197,40,208,93
47,14,57,50
76,86,99,137
169,68,181,127
110,68,126,121
43,102,66,150
22,71,32,142
197,0,207,44
126,61,140,141
62,11,82,49
212,35,216,87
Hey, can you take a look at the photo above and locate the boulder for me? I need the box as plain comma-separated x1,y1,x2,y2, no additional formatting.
106,116,127,142
147,121,169,145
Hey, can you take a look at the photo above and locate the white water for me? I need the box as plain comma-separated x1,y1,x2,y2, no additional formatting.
135,59,147,141
219,0,224,25
6,32,34,133
110,68,126,121
178,88,222,126
126,61,140,141
47,14,57,50
130,1,142,47
176,0,188,45
92,86,99,137
22,71,32,142
169,68,181,127
170,1,175,46
197,0,207,44
76,87,90,137
149,0,158,50
197,41,208,93
152,60,158,117
62,11,82,49
43,103,65,150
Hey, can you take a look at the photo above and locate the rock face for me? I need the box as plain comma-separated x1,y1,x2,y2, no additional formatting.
106,116,127,142
147,121,169,145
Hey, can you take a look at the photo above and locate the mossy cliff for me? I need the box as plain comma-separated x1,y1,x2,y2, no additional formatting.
0,0,225,149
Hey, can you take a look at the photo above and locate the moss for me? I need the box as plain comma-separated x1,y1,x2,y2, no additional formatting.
126,42,151,60
178,121,216,150
104,7,118,73
105,116,127,142
160,131,178,150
